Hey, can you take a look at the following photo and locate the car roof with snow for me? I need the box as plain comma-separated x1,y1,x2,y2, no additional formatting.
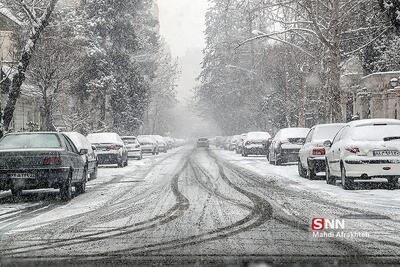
348,118,400,127
245,131,271,140
274,128,309,140
64,132,92,151
86,132,123,145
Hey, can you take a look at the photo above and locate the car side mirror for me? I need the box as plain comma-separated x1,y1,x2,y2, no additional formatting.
79,149,89,155
323,140,332,148
91,145,97,151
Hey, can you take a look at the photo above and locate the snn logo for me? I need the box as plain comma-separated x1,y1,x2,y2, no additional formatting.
311,218,345,230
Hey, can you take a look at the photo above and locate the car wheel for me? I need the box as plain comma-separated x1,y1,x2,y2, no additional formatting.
341,164,354,190
11,188,23,198
325,161,335,185
387,178,399,190
90,166,98,180
306,161,316,180
76,168,87,195
60,173,73,201
125,159,129,166
298,160,307,178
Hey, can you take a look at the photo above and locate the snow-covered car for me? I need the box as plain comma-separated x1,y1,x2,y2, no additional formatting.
242,132,271,157
325,119,400,190
229,135,241,151
121,136,143,160
64,132,98,180
87,132,128,167
298,123,345,179
236,133,247,154
197,137,210,148
269,128,309,165
137,135,159,155
0,132,88,201
152,135,167,153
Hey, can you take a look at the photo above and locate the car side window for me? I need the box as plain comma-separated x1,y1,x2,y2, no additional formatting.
332,126,347,144
62,135,78,153
305,129,314,143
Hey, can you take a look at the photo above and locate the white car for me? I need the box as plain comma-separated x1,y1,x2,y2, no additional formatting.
137,135,158,155
121,136,143,160
64,132,98,180
87,132,128,167
298,123,345,179
152,135,168,153
325,119,400,190
242,132,271,157
269,128,309,165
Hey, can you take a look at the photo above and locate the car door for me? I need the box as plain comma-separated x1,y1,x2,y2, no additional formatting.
328,126,347,175
62,135,84,181
300,128,314,167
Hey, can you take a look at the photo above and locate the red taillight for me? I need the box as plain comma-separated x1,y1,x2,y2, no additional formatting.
312,148,325,156
43,156,62,165
345,147,360,154
107,144,122,150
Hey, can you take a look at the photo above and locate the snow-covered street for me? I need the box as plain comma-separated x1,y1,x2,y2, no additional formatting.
0,146,399,265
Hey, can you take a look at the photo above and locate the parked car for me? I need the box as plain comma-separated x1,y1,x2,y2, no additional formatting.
121,136,143,160
197,138,210,148
0,132,88,201
137,135,159,155
153,135,168,153
87,133,128,167
298,123,345,179
229,135,241,151
64,132,98,180
325,119,400,190
215,136,225,148
242,132,271,157
236,133,247,154
269,128,310,165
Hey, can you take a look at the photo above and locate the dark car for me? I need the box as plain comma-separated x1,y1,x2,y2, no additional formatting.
197,138,209,148
0,132,88,201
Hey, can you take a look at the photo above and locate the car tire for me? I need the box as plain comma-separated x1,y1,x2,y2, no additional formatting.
298,160,307,178
388,178,399,190
325,162,335,185
76,168,87,195
306,161,316,180
60,173,73,201
125,159,129,166
341,164,354,190
11,188,23,198
90,166,98,180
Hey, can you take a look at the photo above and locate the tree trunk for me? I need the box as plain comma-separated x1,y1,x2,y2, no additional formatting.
1,0,58,132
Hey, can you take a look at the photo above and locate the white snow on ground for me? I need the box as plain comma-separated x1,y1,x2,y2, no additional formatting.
0,148,185,233
213,148,400,220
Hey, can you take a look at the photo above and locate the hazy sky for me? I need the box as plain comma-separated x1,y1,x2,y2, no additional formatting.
157,0,208,57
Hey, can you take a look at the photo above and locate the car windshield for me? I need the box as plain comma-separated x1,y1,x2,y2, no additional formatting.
122,138,137,145
313,125,345,141
0,134,61,149
351,124,400,141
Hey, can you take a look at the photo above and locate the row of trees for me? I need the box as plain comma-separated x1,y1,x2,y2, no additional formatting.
0,0,179,137
197,0,400,135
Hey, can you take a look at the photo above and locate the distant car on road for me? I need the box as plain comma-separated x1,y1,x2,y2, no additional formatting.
269,128,310,165
197,138,210,148
325,119,400,190
298,123,345,179
87,132,128,167
242,132,271,157
0,132,88,201
64,132,98,180
121,136,143,160
137,135,159,155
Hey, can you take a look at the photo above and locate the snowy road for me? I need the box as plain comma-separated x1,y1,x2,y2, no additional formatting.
0,146,400,265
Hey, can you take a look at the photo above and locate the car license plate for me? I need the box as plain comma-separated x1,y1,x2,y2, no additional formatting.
9,173,36,179
373,150,400,157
